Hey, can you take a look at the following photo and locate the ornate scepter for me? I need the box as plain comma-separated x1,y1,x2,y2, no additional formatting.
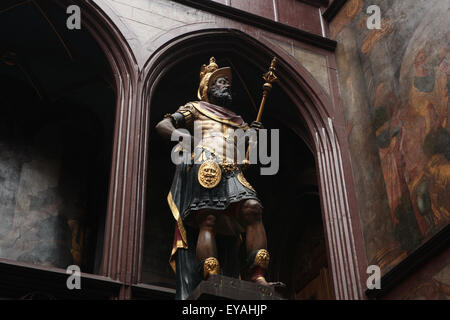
244,57,278,163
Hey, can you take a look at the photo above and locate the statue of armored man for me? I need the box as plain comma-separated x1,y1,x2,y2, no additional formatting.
156,57,272,299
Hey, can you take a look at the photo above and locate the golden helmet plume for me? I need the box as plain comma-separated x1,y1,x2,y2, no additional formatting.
197,57,232,102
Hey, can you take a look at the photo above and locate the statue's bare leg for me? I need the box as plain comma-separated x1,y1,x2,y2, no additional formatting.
239,199,270,286
240,199,267,252
196,213,220,279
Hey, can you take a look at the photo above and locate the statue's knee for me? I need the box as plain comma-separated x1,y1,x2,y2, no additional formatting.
241,200,263,225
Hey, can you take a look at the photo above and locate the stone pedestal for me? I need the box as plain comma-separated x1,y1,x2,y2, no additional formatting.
188,275,284,300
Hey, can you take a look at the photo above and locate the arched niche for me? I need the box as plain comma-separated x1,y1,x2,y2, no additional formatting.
139,28,365,299
0,0,140,287
0,0,118,274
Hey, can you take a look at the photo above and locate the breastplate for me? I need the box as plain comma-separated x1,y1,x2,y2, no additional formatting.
193,115,239,164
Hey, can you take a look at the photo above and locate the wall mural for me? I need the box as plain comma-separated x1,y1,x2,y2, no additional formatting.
0,106,102,271
331,0,449,286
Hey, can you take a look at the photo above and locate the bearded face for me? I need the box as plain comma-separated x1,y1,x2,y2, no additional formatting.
209,76,233,108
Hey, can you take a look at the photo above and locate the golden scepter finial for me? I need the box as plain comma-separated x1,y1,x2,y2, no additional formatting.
255,57,277,122
245,57,278,163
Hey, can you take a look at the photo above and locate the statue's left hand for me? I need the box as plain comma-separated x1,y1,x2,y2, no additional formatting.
250,121,264,130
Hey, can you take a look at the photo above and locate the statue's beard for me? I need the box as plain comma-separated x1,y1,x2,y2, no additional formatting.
209,85,233,108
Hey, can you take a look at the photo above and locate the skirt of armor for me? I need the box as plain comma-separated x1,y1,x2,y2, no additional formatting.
170,162,261,223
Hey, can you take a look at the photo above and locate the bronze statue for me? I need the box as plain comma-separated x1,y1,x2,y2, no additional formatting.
156,57,276,299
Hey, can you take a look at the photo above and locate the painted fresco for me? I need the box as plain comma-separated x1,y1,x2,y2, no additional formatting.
332,0,449,274
404,265,450,300
0,109,102,271
385,247,450,299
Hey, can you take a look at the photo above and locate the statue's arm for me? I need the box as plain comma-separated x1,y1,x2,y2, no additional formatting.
155,117,177,140
155,104,196,146
155,117,192,144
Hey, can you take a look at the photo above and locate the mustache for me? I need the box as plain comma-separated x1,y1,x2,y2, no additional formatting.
211,86,232,97
216,86,231,94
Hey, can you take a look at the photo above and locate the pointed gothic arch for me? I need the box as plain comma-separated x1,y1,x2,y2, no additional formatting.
139,28,367,299
48,0,142,293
